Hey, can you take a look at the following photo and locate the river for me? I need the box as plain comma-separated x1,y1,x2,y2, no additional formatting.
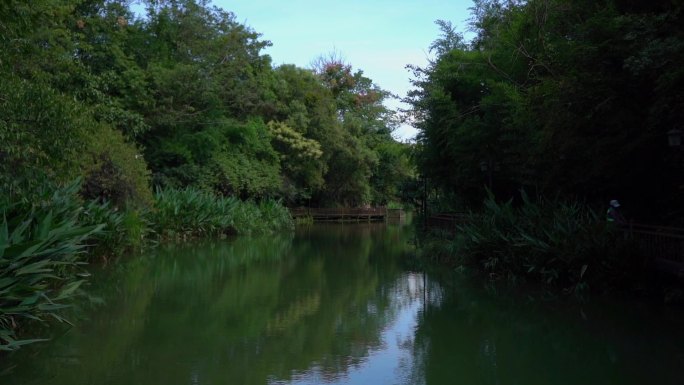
3,222,683,384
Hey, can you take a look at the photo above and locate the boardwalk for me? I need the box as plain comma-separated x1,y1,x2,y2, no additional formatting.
626,223,684,276
290,207,389,223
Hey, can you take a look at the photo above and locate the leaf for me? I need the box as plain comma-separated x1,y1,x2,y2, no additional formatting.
55,279,84,301
15,259,52,275
36,210,53,240
0,277,16,290
49,313,73,325
0,215,8,258
2,338,50,351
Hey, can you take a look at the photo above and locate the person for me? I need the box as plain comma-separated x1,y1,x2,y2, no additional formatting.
606,199,626,225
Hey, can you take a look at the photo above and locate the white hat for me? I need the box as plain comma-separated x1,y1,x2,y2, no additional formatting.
610,200,620,208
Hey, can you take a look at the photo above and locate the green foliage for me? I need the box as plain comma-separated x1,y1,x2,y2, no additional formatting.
266,65,334,203
81,125,153,207
0,182,104,351
0,72,91,201
231,198,295,235
80,202,151,258
1,0,414,210
0,179,294,351
151,188,293,238
209,120,282,198
1,0,417,353
370,141,415,205
151,188,238,238
0,72,151,209
424,192,639,294
409,0,684,218
309,55,414,207
267,121,325,202
321,134,378,206
268,121,323,161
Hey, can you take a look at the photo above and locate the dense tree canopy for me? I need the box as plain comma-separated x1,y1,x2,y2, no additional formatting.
0,0,414,208
408,0,684,221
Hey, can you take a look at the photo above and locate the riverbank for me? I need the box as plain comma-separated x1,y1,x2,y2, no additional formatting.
416,194,683,302
0,182,293,351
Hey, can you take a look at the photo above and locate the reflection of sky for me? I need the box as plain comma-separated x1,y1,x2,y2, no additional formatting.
270,273,436,385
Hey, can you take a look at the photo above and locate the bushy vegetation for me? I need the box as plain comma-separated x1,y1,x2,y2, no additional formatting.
151,188,293,238
0,0,413,351
409,0,683,294
422,192,640,295
0,183,103,351
1,0,414,209
0,181,293,351
408,0,684,220
80,201,150,258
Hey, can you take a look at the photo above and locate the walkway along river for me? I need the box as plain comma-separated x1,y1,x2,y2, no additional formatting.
3,223,684,384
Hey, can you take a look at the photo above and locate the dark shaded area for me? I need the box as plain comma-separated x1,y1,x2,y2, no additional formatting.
407,0,684,223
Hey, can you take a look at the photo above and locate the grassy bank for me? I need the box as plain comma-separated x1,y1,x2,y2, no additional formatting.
419,192,643,297
152,188,293,239
0,183,293,351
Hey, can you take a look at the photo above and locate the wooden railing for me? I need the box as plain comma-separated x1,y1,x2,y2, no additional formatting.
289,207,389,222
290,207,387,216
624,222,684,275
424,212,470,231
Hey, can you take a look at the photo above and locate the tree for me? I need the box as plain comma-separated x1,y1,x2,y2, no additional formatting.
408,0,684,219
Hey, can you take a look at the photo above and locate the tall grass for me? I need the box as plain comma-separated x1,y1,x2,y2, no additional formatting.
423,191,638,295
151,188,293,238
0,182,104,351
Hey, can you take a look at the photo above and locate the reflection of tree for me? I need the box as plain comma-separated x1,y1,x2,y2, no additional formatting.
13,223,683,385
5,223,420,385
408,277,684,385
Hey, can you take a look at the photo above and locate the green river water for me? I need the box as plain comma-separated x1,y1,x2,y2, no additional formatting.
3,222,683,384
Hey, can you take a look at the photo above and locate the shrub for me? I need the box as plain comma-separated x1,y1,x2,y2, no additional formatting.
426,191,636,294
79,202,151,259
150,188,293,239
81,125,153,207
0,182,104,351
0,73,91,203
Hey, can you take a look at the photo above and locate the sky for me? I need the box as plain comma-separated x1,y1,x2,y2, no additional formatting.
205,0,475,141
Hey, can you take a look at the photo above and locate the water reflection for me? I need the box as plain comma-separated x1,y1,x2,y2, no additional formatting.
409,276,684,385
276,271,432,385
4,224,421,385
3,222,683,385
